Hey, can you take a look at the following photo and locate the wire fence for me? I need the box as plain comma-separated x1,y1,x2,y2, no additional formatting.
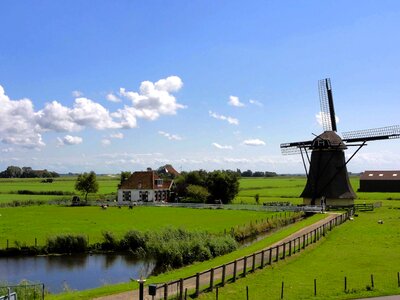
145,212,349,299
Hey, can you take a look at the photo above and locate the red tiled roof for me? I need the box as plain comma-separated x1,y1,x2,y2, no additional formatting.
120,171,173,190
360,170,400,181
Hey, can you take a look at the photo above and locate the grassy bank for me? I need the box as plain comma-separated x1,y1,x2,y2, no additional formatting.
198,203,400,300
47,213,327,299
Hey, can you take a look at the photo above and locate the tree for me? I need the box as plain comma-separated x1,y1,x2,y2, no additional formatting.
206,170,239,204
75,171,99,201
119,171,132,188
185,184,210,203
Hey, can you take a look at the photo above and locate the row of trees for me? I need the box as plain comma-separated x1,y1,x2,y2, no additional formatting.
0,166,59,178
239,169,277,177
174,170,239,204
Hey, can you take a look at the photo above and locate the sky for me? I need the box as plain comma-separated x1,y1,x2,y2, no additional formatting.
0,0,400,174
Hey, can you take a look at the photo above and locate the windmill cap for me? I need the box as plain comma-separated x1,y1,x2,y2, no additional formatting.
312,131,347,150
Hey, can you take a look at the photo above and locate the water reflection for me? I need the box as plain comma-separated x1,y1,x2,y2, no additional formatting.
0,254,155,293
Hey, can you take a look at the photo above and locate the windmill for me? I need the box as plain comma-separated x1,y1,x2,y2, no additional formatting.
281,78,400,207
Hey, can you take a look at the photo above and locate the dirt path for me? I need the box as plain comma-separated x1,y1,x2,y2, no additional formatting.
95,213,339,300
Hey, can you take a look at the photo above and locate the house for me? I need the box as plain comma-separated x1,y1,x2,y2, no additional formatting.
359,170,400,192
117,170,175,203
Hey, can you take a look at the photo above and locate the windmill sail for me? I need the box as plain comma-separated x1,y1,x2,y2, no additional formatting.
342,125,400,143
319,78,337,132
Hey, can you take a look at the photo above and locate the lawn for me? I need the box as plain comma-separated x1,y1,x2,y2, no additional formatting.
0,205,284,248
198,202,400,300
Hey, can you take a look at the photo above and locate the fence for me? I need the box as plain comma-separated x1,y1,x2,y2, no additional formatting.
145,212,349,299
0,284,44,300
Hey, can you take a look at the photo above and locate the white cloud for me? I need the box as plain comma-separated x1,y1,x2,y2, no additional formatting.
228,96,245,107
72,90,83,97
158,131,182,141
119,76,185,121
106,93,121,103
0,76,185,148
315,111,340,128
101,139,111,146
0,85,45,148
212,143,233,150
249,99,263,107
209,111,239,125
243,139,266,146
57,135,83,146
110,132,124,139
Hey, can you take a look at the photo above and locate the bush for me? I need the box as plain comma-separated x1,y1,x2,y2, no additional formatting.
121,230,148,251
101,231,119,250
46,234,88,253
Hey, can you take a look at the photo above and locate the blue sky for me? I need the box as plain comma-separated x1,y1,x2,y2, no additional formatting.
1,0,399,174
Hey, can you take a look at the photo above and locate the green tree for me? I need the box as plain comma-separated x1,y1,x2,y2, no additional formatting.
185,184,210,203
75,171,99,201
206,170,239,204
119,171,132,188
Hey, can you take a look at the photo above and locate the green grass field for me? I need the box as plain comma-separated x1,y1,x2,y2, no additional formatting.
0,176,119,204
0,206,283,248
199,203,400,300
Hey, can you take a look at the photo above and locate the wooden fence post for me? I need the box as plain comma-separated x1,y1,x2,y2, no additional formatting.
281,281,284,299
370,274,374,288
261,250,265,268
268,248,272,265
221,264,226,286
179,278,184,300
289,240,292,256
282,243,286,260
298,236,301,252
210,268,214,291
164,283,168,300
303,234,306,249
243,256,247,277
252,253,256,272
275,245,279,262
344,276,347,292
314,278,317,296
233,260,237,282
195,273,200,297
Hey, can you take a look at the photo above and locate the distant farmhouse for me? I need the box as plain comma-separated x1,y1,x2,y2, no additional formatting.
359,171,400,192
117,166,179,203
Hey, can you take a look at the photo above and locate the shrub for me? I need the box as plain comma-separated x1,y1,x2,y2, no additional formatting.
46,234,88,253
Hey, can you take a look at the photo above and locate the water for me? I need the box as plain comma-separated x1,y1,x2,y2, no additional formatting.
0,254,155,293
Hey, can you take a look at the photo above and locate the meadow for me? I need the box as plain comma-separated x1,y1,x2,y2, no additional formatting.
0,206,283,248
199,202,400,300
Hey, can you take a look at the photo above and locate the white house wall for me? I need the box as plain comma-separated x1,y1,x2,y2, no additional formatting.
118,189,169,203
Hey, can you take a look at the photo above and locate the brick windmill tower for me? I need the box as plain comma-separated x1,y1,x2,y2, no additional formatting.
280,78,400,207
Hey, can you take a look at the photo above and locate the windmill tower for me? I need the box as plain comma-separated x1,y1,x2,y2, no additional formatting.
281,78,400,208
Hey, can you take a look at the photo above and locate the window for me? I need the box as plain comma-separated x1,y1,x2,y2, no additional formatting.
379,174,384,177
368,174,374,177
122,191,131,202
155,179,163,187
393,174,398,177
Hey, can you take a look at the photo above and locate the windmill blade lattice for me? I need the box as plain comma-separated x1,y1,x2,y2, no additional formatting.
319,78,337,132
342,125,400,143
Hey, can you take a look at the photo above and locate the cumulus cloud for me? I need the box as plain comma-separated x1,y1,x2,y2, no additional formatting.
119,76,185,121
228,96,245,107
243,139,266,146
158,131,182,141
209,111,239,125
249,99,263,106
106,93,121,103
316,111,339,128
110,132,124,139
0,85,45,148
0,76,185,148
212,143,233,150
57,135,83,146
